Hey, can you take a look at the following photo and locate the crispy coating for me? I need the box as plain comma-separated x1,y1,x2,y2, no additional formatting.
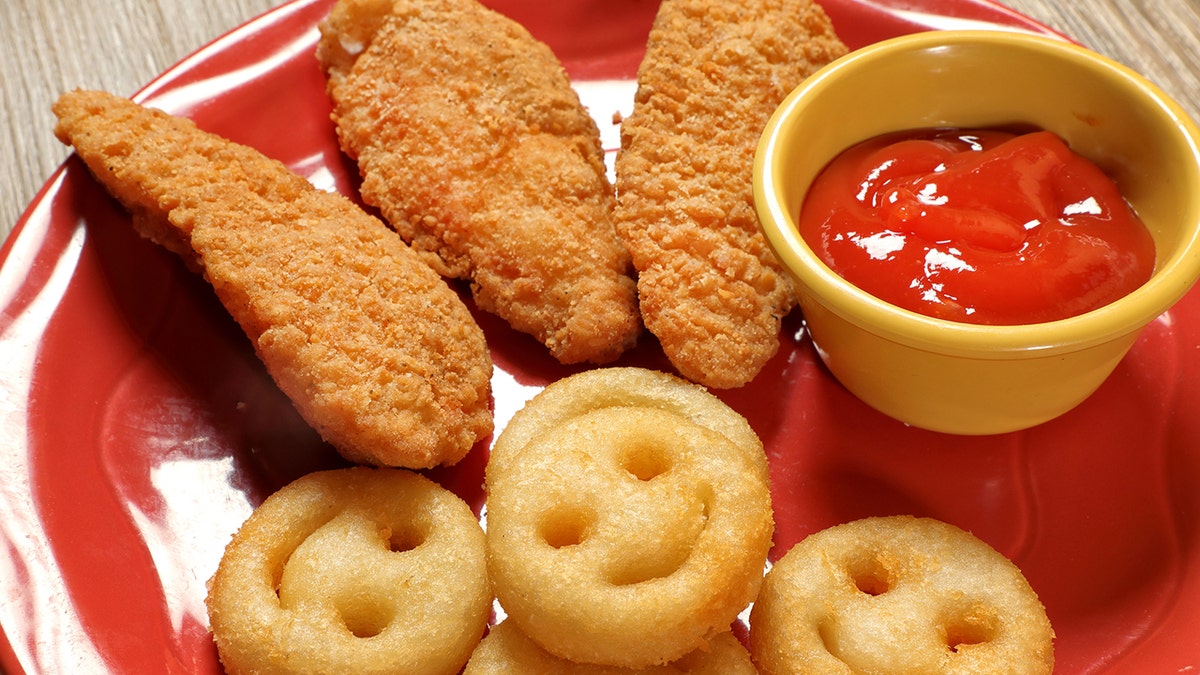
749,516,1055,674
485,368,772,668
488,366,767,479
52,89,493,469
207,467,491,675
464,622,758,674
613,0,847,388
317,0,641,364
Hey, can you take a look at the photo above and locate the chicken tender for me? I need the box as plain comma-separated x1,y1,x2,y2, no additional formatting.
613,0,846,388
53,89,493,469
317,0,641,365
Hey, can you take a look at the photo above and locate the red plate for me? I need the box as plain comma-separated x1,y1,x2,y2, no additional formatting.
2,0,1197,672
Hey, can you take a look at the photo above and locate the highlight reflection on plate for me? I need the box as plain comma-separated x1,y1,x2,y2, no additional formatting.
2,0,1199,673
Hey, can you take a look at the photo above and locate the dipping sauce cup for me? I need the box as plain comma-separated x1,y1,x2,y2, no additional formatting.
754,30,1200,435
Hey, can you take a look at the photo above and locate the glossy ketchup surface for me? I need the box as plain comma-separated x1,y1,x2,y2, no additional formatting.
798,128,1156,324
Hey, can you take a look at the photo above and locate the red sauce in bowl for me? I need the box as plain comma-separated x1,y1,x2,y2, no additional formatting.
798,128,1155,324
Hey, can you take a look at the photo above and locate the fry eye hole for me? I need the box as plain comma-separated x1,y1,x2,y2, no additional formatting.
540,504,595,549
620,439,673,482
383,521,428,553
848,554,892,596
338,596,396,639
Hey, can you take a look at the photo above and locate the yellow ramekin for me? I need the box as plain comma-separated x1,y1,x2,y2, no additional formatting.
754,30,1200,435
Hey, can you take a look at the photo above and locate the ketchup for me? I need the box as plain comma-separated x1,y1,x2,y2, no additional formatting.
798,128,1155,324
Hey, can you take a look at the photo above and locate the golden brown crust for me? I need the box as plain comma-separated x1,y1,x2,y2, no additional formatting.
613,0,847,387
53,89,493,468
484,368,772,668
317,0,641,364
464,622,758,674
487,366,767,479
748,516,1055,675
206,467,491,675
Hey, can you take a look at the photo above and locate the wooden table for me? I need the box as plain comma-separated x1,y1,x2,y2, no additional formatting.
2,0,1199,243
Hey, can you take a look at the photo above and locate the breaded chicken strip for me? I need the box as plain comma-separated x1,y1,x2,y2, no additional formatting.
614,0,846,388
317,0,641,365
53,90,493,469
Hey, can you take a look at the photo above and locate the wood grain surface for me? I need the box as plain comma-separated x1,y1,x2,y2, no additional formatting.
2,0,1198,244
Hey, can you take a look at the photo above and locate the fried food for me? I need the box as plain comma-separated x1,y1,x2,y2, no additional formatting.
52,89,493,469
464,621,758,674
317,0,641,365
485,368,773,668
206,467,491,675
748,515,1055,675
488,366,767,478
613,0,847,388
